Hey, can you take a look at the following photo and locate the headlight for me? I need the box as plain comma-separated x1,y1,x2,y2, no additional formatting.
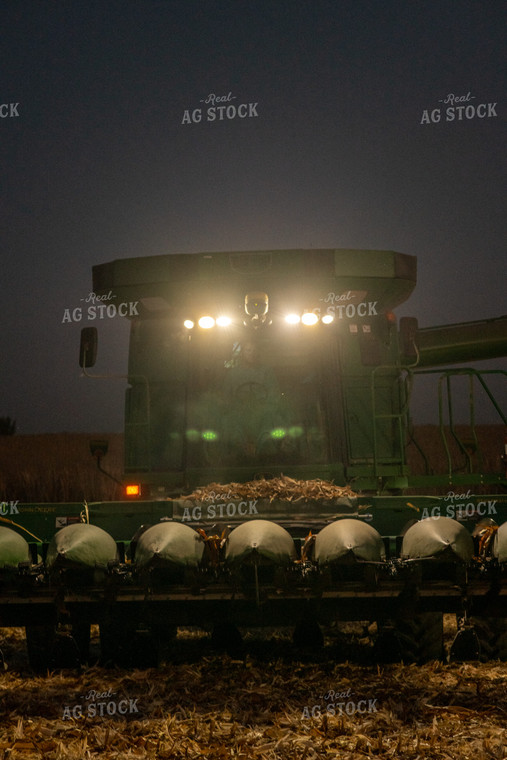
198,316,215,329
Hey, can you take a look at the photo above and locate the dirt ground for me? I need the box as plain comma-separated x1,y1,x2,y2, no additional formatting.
1,622,506,760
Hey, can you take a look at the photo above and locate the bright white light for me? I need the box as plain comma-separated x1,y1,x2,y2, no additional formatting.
216,315,232,327
183,319,194,329
322,314,334,324
285,313,301,325
198,316,215,329
301,312,319,326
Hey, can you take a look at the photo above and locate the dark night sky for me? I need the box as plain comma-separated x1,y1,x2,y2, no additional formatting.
1,0,505,433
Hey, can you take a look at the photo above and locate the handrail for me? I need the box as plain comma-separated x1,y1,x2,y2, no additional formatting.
413,368,506,479
369,367,505,482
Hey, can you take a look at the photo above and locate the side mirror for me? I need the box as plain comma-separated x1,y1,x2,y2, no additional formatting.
89,439,109,459
79,327,98,368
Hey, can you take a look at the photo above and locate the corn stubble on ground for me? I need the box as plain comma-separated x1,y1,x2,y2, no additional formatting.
1,626,507,759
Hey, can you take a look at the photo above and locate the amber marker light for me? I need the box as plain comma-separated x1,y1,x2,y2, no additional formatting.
125,484,140,497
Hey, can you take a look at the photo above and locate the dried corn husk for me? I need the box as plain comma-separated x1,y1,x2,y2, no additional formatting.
186,476,357,503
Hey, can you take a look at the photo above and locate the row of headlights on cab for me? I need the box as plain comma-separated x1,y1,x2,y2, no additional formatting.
183,312,334,330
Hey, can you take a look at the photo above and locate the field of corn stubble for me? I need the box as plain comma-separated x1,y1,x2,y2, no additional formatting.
1,623,507,760
0,428,506,758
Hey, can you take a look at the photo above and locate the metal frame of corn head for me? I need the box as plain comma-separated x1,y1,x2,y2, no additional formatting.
2,491,507,667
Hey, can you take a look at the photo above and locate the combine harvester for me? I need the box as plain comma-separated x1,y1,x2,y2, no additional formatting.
1,249,506,668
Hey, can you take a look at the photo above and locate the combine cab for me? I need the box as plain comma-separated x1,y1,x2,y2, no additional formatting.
1,249,506,668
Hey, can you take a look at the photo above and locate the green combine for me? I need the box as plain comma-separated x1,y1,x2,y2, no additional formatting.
1,249,506,668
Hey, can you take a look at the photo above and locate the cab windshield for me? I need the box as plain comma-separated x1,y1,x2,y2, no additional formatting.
127,320,340,473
